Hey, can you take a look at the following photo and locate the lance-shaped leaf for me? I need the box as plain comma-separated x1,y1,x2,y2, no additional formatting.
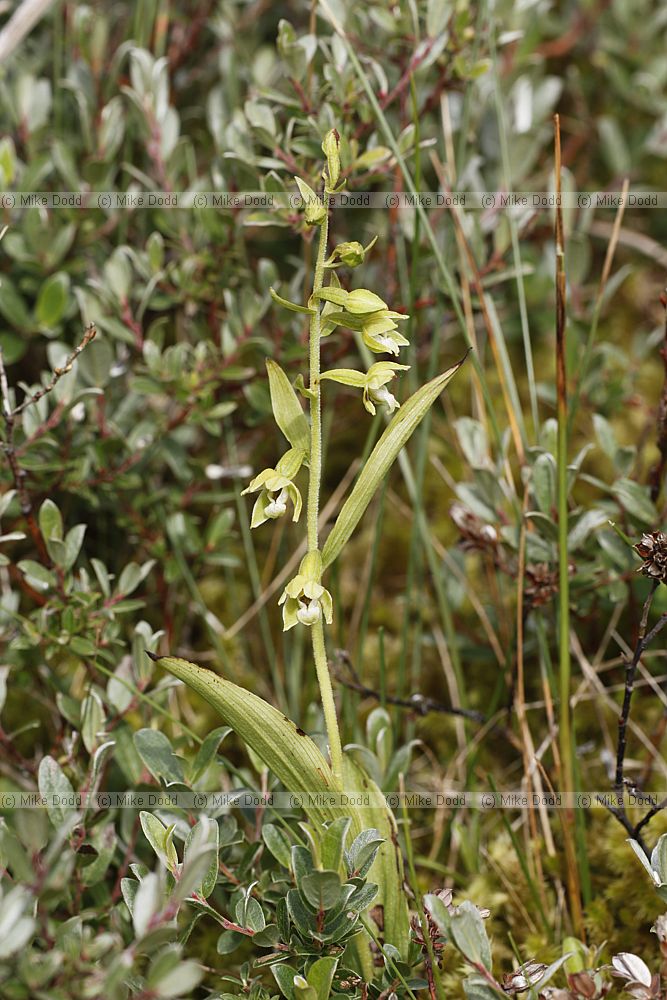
266,359,311,455
152,654,337,826
322,359,465,569
153,654,409,956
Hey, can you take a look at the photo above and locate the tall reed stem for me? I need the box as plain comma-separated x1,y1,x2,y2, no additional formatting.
308,193,343,783
554,114,584,936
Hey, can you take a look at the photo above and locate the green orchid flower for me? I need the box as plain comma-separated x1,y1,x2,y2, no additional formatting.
320,361,410,415
242,447,305,528
279,551,333,630
314,287,410,355
361,310,410,355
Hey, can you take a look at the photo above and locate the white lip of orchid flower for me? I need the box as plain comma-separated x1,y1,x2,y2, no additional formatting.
369,385,398,411
279,566,334,630
264,488,289,519
242,456,304,529
296,599,322,625
374,334,400,354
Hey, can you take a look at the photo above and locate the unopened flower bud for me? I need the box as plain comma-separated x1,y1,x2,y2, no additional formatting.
322,128,341,191
335,241,365,267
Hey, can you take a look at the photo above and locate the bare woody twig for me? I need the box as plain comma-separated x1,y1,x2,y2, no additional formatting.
333,649,486,724
605,580,667,852
649,295,667,502
0,324,97,553
11,323,97,417
0,345,44,552
615,582,662,794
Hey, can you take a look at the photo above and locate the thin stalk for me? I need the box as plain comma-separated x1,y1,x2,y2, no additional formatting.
568,177,630,432
400,781,446,1000
308,193,343,783
307,197,330,552
490,23,538,435
554,114,584,937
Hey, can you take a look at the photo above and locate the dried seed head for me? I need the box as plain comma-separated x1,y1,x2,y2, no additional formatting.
635,532,667,584
524,563,559,608
450,502,498,552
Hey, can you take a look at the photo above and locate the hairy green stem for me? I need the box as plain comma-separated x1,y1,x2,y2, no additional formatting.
308,193,343,782
307,198,329,551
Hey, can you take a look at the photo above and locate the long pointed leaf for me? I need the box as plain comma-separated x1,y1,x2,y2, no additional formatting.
266,360,311,454
154,655,409,955
321,360,465,568
154,655,336,825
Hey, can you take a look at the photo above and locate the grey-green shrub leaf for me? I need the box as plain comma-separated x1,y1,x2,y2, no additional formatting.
36,272,70,327
38,756,76,827
0,887,36,959
425,895,492,970
140,811,178,870
345,828,383,879
64,524,86,569
651,834,667,884
81,690,104,753
156,964,203,998
189,725,231,783
293,976,318,1000
426,0,453,36
38,498,63,542
240,896,266,933
321,817,351,873
300,870,343,910
532,452,556,514
262,823,292,868
322,361,464,568
179,817,219,900
134,729,185,784
266,359,311,454
132,871,163,938
612,478,657,527
306,956,338,1000
272,963,298,1000
18,559,55,590
0,275,31,329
